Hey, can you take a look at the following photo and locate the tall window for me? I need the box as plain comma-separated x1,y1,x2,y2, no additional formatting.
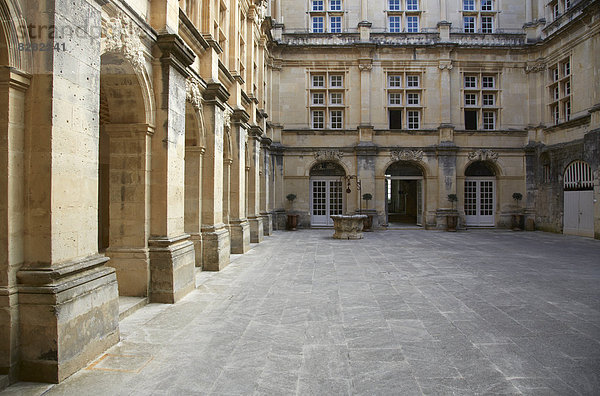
481,16,493,33
407,16,419,33
386,71,424,129
310,0,344,32
389,0,401,11
464,16,475,33
548,57,572,125
389,16,401,32
309,71,345,129
406,0,419,10
463,73,500,130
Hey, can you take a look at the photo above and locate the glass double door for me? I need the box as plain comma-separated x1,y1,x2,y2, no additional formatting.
464,178,495,226
310,178,343,227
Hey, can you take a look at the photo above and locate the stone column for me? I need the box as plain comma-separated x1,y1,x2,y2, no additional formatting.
270,142,286,229
149,35,196,303
185,146,205,268
435,140,459,229
260,136,273,236
355,143,379,227
0,67,29,382
223,158,232,235
104,124,153,297
247,126,264,243
202,83,231,270
229,109,251,253
17,0,119,382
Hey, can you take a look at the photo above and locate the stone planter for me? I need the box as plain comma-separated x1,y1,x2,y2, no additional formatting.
447,213,458,232
331,215,367,239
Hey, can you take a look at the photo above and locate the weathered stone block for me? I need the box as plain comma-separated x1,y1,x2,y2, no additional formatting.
202,226,231,271
148,236,195,304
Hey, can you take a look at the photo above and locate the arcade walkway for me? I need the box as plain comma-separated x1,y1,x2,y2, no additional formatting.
3,229,600,395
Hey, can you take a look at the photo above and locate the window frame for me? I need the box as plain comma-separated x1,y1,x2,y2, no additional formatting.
389,15,402,32
329,15,342,33
463,0,475,11
406,0,419,11
312,110,325,129
311,16,325,33
389,0,401,11
463,16,476,33
311,0,324,12
407,110,420,129
330,109,343,129
388,93,403,106
329,0,342,11
481,15,493,33
465,93,478,106
482,111,495,130
406,15,419,33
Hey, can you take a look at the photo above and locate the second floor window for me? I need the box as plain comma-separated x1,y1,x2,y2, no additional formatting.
329,0,342,11
481,16,493,33
330,16,342,33
389,0,401,11
389,16,401,32
464,16,475,33
312,16,324,33
312,0,324,11
481,0,493,11
407,16,419,33
406,0,419,10
463,0,475,11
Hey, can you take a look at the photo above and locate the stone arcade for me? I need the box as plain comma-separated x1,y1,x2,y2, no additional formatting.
0,0,599,386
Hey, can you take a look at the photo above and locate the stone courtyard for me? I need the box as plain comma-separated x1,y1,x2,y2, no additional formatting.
2,229,599,395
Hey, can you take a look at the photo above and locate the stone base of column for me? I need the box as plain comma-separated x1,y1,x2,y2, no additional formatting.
105,247,149,297
202,224,231,271
260,213,273,236
248,216,264,243
148,235,196,304
16,255,119,383
274,210,287,230
189,233,203,268
0,286,18,382
229,219,251,254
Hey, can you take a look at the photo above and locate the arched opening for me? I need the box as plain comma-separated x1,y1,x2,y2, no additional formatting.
99,52,151,296
184,101,204,268
385,162,424,227
464,161,496,227
563,160,594,237
309,161,345,227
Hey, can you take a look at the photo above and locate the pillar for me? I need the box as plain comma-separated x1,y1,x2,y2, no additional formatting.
201,83,231,270
260,136,273,236
247,126,264,243
17,0,119,382
229,109,251,253
104,124,153,297
149,35,197,303
184,146,205,268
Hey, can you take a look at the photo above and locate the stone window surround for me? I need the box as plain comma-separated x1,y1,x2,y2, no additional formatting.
309,0,344,33
548,56,572,125
461,71,501,130
308,69,347,129
385,69,425,130
461,0,498,33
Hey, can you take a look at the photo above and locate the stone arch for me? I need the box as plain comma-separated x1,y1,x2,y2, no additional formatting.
98,50,153,297
382,159,430,177
464,160,500,177
384,161,426,177
306,159,349,177
0,0,32,74
185,101,205,148
309,161,347,177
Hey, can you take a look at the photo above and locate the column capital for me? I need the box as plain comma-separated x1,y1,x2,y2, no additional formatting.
156,34,195,76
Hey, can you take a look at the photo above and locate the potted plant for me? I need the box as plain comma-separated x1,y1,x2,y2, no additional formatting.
362,193,373,231
512,192,523,231
447,194,459,232
286,193,299,230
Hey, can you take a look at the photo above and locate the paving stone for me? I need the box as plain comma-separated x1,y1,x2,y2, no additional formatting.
3,229,599,395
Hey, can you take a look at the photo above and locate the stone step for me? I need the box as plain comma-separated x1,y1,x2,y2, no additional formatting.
0,375,9,392
118,296,148,321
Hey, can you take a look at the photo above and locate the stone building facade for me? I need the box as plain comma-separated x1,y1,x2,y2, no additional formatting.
0,0,598,387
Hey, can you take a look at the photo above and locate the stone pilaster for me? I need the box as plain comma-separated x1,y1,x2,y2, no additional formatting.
104,124,153,297
270,142,287,230
260,135,273,236
355,141,378,220
229,109,251,253
185,146,205,268
247,126,264,243
202,83,231,270
149,34,196,302
436,140,459,230
15,0,119,382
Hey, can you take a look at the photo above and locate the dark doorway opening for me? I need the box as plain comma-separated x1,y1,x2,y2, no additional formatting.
465,110,477,130
389,110,402,129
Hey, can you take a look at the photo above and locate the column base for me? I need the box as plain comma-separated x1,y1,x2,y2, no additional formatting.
189,233,203,268
17,255,119,383
229,219,250,254
260,213,273,236
148,235,195,304
202,224,231,271
105,247,149,297
274,210,287,230
248,216,264,243
0,286,18,382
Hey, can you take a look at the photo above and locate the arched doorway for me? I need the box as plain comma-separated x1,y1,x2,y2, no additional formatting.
385,162,424,226
464,161,496,226
98,52,152,296
563,160,594,237
310,162,345,227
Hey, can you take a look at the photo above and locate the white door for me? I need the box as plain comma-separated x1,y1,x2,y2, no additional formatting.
564,191,594,237
464,178,495,226
310,179,343,226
